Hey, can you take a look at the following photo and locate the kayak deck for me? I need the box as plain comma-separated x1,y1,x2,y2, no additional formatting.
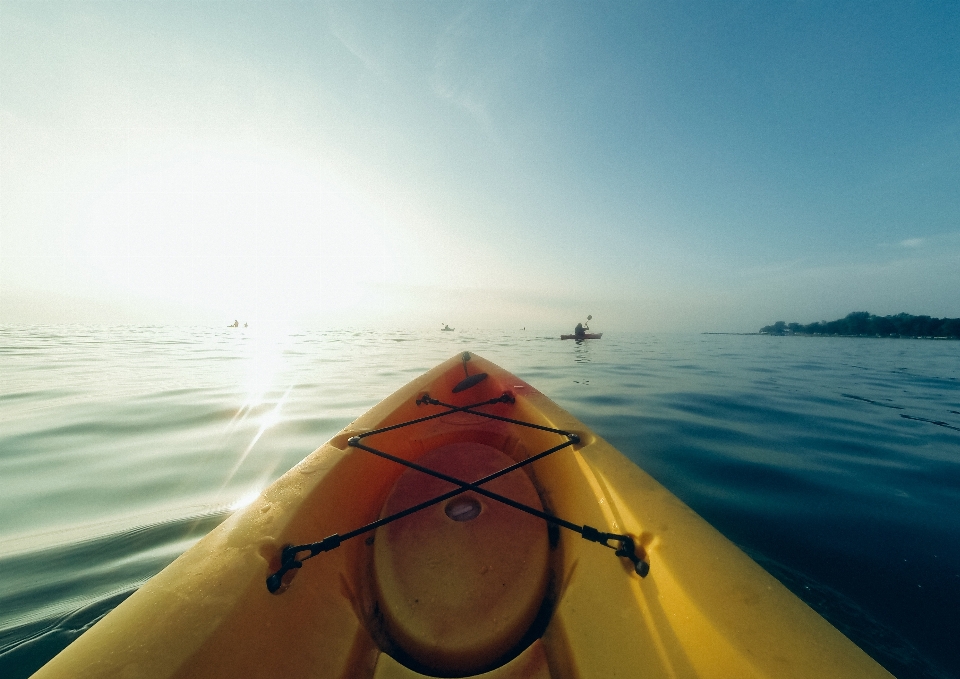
34,353,892,679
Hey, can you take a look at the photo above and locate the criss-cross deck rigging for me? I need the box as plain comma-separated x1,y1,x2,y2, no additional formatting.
266,385,649,593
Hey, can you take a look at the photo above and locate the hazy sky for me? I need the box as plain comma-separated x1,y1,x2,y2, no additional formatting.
2,1,958,331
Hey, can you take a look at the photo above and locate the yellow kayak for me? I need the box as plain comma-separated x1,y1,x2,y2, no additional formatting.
34,353,892,679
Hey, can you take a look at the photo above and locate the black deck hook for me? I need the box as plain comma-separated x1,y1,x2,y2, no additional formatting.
452,352,488,393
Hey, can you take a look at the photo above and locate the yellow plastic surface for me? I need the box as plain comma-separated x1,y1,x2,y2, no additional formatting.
32,354,895,679
374,443,549,674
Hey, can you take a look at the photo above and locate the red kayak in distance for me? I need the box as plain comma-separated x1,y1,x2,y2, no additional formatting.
560,333,603,340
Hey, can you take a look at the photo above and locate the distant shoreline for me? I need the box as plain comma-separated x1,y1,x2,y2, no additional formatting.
702,332,959,340
757,312,960,340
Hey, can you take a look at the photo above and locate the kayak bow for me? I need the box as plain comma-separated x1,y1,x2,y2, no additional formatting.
33,353,892,679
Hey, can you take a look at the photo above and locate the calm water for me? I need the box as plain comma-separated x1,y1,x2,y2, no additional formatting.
1,327,958,678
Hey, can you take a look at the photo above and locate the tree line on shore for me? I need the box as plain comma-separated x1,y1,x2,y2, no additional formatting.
760,311,960,338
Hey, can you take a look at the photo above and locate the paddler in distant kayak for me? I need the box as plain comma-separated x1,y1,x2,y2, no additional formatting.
574,314,592,338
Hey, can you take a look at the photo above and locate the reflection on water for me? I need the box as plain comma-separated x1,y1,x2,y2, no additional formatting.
572,339,592,363
1,328,958,679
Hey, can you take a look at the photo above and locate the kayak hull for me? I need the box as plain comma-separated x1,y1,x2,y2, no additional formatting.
33,353,892,679
560,333,602,340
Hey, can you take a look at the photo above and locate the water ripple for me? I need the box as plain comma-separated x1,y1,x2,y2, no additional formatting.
0,328,957,678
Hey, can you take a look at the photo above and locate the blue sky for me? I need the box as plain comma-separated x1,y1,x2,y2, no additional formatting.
2,1,958,331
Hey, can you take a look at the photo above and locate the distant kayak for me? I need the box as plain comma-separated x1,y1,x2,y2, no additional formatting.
560,332,602,340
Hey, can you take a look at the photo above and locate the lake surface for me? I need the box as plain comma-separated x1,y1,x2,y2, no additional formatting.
1,326,958,678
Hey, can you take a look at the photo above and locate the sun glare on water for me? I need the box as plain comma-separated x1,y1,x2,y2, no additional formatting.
216,326,297,500
238,328,293,411
228,488,264,511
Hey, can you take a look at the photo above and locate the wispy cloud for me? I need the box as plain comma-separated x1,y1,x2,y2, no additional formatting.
430,7,500,143
899,238,925,248
328,9,384,78
429,3,549,147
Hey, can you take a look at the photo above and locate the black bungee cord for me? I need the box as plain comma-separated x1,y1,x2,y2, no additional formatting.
266,357,649,593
